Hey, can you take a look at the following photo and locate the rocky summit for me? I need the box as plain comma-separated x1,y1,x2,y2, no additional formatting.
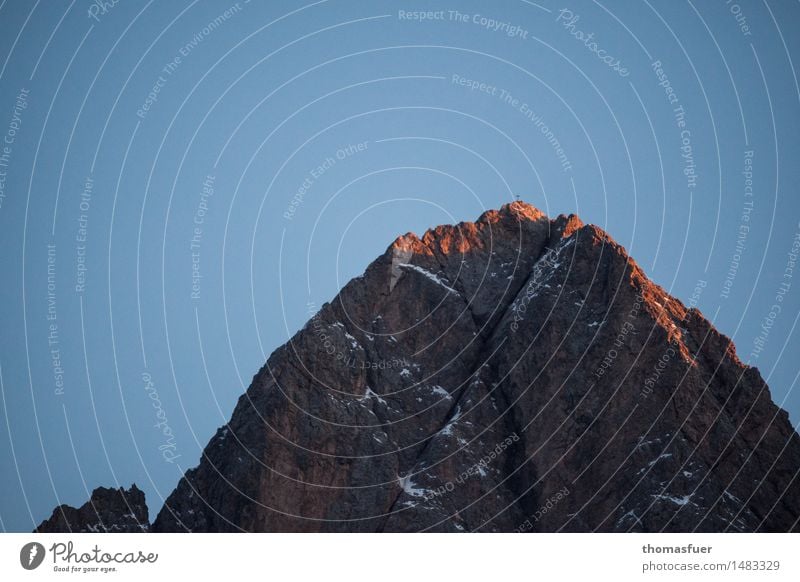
38,202,800,532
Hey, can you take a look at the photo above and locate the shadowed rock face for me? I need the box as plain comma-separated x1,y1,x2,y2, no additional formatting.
36,485,149,533
39,203,800,532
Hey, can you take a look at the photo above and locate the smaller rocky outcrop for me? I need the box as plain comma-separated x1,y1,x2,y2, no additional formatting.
35,484,150,533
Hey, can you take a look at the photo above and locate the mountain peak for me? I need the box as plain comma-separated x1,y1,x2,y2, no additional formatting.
389,200,547,256
38,202,800,533
479,200,547,224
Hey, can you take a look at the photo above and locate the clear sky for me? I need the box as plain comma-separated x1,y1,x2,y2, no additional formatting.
0,0,798,532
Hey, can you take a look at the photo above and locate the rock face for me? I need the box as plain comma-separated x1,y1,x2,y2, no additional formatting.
36,485,149,533
40,203,800,532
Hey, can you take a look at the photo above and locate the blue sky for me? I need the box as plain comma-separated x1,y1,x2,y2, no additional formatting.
0,0,798,531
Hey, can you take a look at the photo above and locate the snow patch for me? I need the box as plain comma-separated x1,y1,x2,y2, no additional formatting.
398,474,427,498
634,436,663,450
344,331,359,349
398,263,459,295
648,453,673,466
439,406,462,436
430,385,452,400
723,491,742,504
652,493,694,506
359,387,387,405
